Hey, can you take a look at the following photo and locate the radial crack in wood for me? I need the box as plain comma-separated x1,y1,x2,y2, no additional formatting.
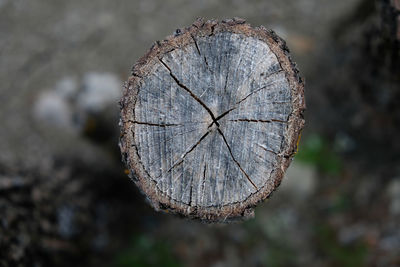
163,130,211,177
119,18,305,222
158,58,219,125
217,128,258,190
228,119,288,123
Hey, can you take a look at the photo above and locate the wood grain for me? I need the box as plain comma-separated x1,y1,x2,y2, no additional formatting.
120,18,305,222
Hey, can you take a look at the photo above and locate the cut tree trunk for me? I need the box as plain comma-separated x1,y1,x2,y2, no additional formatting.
119,18,305,222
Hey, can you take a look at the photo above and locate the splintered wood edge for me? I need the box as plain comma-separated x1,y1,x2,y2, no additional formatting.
119,18,305,223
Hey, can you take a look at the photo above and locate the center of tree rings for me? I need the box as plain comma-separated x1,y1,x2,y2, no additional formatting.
119,18,305,222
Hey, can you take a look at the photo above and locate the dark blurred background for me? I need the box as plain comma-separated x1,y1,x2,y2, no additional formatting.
1,0,399,266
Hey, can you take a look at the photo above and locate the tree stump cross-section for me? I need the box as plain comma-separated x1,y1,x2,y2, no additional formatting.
120,18,305,222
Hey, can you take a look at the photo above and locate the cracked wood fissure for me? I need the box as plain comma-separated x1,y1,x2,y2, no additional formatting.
158,57,219,125
120,19,305,222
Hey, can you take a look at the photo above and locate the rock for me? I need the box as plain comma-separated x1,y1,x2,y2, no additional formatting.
77,72,121,113
32,72,122,137
33,90,75,131
55,76,78,101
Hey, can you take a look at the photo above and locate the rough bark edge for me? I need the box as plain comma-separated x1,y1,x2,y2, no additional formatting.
119,18,305,223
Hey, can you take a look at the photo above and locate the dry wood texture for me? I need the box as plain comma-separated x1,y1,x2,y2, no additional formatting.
120,18,305,222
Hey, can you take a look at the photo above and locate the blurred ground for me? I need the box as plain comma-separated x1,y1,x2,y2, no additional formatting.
1,0,400,266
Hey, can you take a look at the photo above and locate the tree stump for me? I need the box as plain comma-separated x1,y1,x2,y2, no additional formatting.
119,18,305,222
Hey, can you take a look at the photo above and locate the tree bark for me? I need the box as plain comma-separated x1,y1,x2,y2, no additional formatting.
120,18,305,222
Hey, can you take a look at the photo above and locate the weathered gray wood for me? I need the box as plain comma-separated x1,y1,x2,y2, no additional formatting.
120,18,305,222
